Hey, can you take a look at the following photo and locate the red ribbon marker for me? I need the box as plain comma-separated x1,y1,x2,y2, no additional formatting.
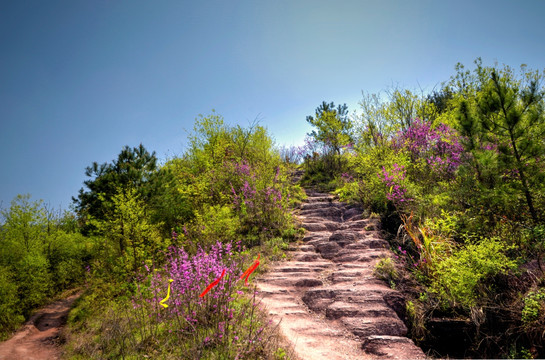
240,254,260,286
199,269,226,298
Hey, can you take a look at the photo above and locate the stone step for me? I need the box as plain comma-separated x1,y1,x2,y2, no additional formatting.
332,249,388,263
295,252,322,262
301,220,339,231
325,302,394,320
300,202,340,211
341,316,408,337
299,207,343,220
255,185,425,360
361,335,426,359
299,245,316,252
302,222,328,232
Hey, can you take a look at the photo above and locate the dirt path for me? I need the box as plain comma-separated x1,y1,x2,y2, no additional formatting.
256,190,425,359
0,292,80,360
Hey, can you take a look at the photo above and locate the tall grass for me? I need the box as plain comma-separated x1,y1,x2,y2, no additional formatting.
63,242,293,359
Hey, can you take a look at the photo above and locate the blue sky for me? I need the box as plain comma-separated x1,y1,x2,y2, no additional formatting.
1,0,544,209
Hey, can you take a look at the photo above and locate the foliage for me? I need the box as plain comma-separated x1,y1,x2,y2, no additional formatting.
430,238,517,309
90,187,166,277
452,59,545,223
0,266,23,338
73,144,164,234
59,112,300,358
166,113,301,250
0,194,91,337
302,101,354,186
64,243,293,359
306,101,353,156
373,257,399,288
400,213,455,274
521,288,545,325
334,60,545,357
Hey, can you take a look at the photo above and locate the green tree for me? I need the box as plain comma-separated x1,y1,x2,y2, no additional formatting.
306,101,353,156
477,67,545,222
0,194,46,259
92,187,164,275
73,144,160,233
450,60,545,222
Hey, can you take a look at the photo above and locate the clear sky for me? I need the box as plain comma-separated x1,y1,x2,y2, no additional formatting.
1,0,544,210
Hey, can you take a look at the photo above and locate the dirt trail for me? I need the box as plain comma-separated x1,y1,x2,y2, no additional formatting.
256,190,425,359
0,292,80,360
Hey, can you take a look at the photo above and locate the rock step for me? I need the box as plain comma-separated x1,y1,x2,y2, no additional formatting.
261,302,368,360
342,316,408,337
361,335,426,359
300,202,341,210
299,245,316,252
325,302,395,320
301,222,337,232
299,209,343,221
295,252,323,262
256,187,425,359
332,249,390,263
258,276,325,288
304,198,336,204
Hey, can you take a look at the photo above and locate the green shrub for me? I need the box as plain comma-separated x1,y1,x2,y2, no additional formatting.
0,266,24,339
430,237,517,309
16,253,52,316
522,289,545,325
374,257,399,287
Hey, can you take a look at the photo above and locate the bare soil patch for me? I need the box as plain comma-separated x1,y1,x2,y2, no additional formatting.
0,291,81,360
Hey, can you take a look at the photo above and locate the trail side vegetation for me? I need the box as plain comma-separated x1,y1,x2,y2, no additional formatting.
0,195,91,339
1,113,303,359
2,58,545,359
302,59,545,359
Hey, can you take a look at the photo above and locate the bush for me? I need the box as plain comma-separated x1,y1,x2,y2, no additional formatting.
64,243,291,359
15,253,52,316
374,257,399,288
430,238,517,309
521,288,545,325
0,266,23,339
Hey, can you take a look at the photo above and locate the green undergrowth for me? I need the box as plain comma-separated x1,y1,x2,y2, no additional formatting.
62,231,301,359
303,60,545,358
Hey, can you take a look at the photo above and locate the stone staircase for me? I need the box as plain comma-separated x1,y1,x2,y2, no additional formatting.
256,189,425,359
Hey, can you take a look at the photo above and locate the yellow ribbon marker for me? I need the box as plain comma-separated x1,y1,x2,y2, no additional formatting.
159,279,174,308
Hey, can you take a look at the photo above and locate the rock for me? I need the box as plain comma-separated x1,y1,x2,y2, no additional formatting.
316,241,341,259
364,238,389,249
342,317,408,337
255,189,425,360
339,220,367,230
329,231,357,247
362,335,425,359
332,249,364,262
296,253,322,262
299,245,316,252
300,208,343,222
294,278,324,287
344,242,369,250
302,222,328,232
300,202,334,211
325,302,363,319
302,289,338,313
276,266,312,273
383,292,407,322
343,207,362,221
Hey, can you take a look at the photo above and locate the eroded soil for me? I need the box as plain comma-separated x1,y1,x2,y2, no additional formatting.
0,292,80,360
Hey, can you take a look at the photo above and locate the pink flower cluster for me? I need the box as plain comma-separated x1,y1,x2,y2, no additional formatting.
395,119,463,178
132,242,270,354
378,163,412,205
